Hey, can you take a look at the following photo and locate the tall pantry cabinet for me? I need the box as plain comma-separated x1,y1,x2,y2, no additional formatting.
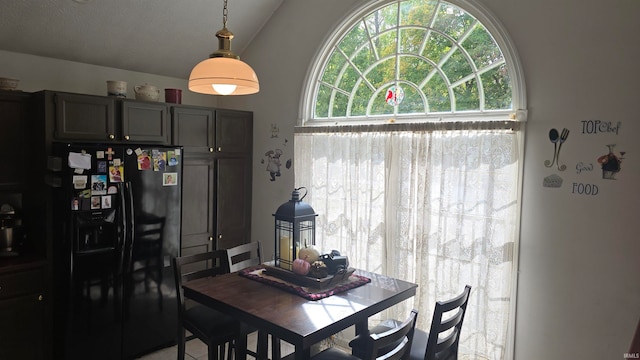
172,106,252,255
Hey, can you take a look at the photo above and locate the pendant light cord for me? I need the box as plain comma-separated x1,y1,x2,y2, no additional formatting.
222,0,228,29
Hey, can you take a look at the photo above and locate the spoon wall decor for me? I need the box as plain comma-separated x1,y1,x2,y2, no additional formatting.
544,128,559,167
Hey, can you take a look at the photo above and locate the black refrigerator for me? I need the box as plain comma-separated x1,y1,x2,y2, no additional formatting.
50,142,182,360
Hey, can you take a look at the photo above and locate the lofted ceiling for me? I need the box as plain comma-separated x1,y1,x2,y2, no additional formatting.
0,0,283,79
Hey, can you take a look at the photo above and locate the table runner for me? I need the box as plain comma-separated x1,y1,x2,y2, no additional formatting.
239,266,371,301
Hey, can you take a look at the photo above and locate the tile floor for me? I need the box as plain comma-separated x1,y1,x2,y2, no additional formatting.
137,332,295,360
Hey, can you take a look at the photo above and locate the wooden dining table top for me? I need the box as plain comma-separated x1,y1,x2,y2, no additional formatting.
182,268,418,360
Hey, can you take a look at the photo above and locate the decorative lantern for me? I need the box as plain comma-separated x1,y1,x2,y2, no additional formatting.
273,187,317,270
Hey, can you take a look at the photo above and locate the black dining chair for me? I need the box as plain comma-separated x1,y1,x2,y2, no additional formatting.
350,285,471,360
226,241,263,273
225,241,281,359
172,251,241,360
311,309,418,360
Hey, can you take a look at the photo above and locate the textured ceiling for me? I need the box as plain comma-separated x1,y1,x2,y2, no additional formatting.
0,0,283,79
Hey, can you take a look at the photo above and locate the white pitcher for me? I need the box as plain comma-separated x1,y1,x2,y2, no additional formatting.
134,84,160,102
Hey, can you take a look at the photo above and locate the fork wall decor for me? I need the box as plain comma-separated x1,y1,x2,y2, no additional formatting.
544,127,570,170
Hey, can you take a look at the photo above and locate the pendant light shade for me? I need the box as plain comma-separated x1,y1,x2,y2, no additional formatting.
188,0,259,96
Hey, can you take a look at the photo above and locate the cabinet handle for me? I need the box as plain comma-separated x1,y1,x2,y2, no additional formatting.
124,135,130,141
209,147,214,153
217,147,222,152
38,294,43,301
109,134,115,140
209,236,213,241
218,234,223,239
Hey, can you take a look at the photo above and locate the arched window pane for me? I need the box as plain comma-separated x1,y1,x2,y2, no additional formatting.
338,66,359,93
339,23,368,58
441,49,474,84
353,44,375,73
400,55,432,87
352,84,373,116
315,84,331,118
332,92,349,117
321,50,345,86
432,4,475,40
465,23,504,69
424,72,451,112
397,84,424,114
481,64,512,110
453,78,479,111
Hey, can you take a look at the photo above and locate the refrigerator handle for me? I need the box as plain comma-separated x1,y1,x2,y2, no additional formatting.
116,182,128,274
123,181,136,272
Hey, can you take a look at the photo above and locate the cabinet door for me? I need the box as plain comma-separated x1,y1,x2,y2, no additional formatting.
0,293,45,360
54,93,116,141
180,156,215,253
215,109,253,154
0,91,28,187
171,106,215,152
0,267,46,360
121,100,169,144
215,157,252,250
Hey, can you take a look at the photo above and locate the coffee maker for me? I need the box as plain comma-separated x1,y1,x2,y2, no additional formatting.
0,203,22,256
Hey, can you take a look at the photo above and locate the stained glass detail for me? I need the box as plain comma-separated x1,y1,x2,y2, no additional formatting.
385,85,405,106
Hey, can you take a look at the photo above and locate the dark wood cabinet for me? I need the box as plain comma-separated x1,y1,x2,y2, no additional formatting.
215,157,252,250
172,106,252,255
214,109,253,154
121,100,170,144
0,91,30,189
180,155,215,254
0,91,50,360
0,263,47,360
53,92,116,141
51,92,169,144
172,106,215,153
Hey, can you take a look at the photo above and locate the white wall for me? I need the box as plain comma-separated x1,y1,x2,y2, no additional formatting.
220,0,640,359
0,49,217,107
2,0,639,358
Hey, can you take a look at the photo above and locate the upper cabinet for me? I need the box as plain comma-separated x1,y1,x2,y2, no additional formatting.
214,109,252,154
0,90,30,189
53,92,115,141
51,92,169,144
172,106,252,155
120,100,170,144
171,106,215,153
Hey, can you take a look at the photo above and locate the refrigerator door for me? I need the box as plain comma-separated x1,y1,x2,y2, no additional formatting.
120,145,181,358
53,143,126,360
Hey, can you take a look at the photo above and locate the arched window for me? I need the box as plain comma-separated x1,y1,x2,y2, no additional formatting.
301,0,525,124
296,1,526,359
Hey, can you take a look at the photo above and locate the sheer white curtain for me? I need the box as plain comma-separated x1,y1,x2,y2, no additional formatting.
295,124,520,360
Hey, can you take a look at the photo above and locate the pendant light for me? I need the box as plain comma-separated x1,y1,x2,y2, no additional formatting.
188,0,259,95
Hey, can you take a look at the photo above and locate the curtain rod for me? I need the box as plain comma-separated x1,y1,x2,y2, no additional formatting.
295,120,521,134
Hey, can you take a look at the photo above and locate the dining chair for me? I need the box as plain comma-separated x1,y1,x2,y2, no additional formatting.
350,285,471,360
225,241,281,359
172,251,240,360
226,241,262,273
311,309,418,360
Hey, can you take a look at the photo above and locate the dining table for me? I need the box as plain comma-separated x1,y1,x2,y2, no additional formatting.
182,266,418,360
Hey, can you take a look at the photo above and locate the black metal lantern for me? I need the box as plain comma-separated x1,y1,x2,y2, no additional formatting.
273,187,317,270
